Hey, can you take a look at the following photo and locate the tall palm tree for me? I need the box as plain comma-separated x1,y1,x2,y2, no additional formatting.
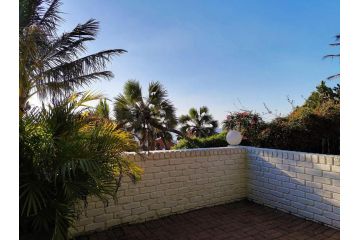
179,106,218,138
114,80,184,150
324,34,340,80
19,0,126,114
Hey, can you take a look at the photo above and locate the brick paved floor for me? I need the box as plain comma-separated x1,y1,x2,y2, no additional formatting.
76,200,339,240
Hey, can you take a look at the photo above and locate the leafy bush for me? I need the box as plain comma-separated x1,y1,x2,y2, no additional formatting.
222,82,340,154
20,93,143,240
172,132,228,149
222,112,264,146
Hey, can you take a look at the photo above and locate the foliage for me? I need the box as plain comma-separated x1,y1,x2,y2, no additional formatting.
172,132,228,149
179,106,218,138
20,92,142,240
222,111,264,146
95,99,110,120
259,101,339,154
19,0,126,114
220,81,339,154
114,80,183,150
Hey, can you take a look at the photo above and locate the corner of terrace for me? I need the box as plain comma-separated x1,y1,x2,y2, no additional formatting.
72,146,340,240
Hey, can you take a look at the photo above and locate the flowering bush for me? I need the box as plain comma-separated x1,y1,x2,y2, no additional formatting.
222,111,264,146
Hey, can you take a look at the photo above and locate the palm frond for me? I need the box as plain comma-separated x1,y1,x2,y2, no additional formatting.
327,74,340,81
38,0,63,34
323,54,340,59
124,80,143,103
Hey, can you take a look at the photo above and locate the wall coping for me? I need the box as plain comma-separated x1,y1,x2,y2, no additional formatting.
124,146,339,165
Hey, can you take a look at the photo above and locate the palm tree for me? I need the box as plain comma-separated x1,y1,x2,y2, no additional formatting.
114,80,183,150
20,92,142,240
179,106,218,138
19,0,126,114
95,99,110,120
324,34,340,80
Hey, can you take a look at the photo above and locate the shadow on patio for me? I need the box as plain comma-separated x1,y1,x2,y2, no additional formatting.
75,200,339,240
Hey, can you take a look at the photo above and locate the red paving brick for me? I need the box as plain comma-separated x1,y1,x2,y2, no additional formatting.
75,200,339,240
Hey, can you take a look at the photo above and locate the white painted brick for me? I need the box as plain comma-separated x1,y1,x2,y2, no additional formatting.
289,166,304,173
331,165,340,173
318,155,326,164
282,182,296,189
298,209,314,219
133,193,150,201
304,168,322,177
333,206,340,215
333,157,340,166
323,211,340,221
297,185,312,193
313,176,331,185
86,208,105,217
313,164,331,171
306,193,322,202
85,222,105,232
283,159,296,166
323,184,340,194
123,202,141,210
290,178,305,185
305,181,322,189
297,197,314,206
276,186,290,194
276,164,290,171
94,214,113,223
314,202,333,211
276,175,290,182
306,206,323,215
268,179,281,186
322,171,340,180
283,194,297,202
297,161,313,168
313,188,332,198
74,148,340,234
323,197,339,207
333,193,340,200
290,189,305,198
296,173,313,181
332,179,340,187
314,214,332,225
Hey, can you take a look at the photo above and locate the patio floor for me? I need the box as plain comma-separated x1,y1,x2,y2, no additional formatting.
76,200,339,240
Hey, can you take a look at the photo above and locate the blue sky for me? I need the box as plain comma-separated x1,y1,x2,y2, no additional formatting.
55,0,339,122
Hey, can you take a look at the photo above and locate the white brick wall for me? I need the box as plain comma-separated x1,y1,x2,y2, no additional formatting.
72,146,340,235
246,146,340,229
72,147,248,235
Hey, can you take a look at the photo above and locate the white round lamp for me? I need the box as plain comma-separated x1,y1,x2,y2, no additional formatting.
226,130,243,146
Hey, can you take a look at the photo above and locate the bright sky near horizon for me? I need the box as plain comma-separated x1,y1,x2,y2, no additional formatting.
35,0,340,123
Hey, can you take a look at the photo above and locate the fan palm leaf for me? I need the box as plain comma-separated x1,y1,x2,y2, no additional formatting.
114,80,183,150
179,106,218,138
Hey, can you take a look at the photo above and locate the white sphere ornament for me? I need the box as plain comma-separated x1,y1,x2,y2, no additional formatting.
226,130,243,146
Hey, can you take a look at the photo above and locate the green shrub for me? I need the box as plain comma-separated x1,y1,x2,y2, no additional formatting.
20,93,143,240
172,132,228,149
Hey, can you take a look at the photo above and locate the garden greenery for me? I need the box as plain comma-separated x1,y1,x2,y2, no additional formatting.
172,132,228,149
19,1,141,239
175,81,339,154
20,92,143,240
